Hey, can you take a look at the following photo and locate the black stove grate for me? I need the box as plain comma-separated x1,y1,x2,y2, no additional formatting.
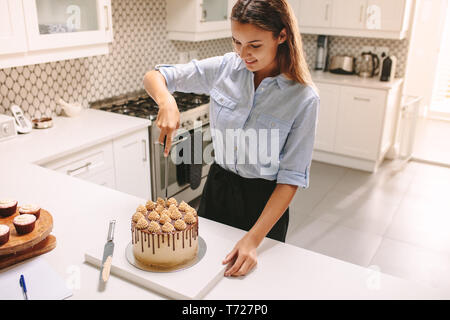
97,92,209,120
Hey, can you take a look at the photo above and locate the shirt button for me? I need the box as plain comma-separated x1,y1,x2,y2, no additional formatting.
271,123,275,127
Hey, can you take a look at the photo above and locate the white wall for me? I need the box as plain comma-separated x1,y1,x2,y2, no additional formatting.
403,0,449,116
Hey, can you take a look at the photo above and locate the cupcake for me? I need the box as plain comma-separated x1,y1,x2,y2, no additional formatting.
19,204,41,220
0,199,18,217
13,214,36,235
0,225,10,245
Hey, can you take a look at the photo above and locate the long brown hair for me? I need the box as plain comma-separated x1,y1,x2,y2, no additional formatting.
231,0,315,89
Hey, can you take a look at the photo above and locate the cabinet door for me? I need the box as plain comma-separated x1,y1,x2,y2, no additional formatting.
334,87,386,160
113,129,151,200
298,0,332,28
366,0,405,31
333,0,367,29
0,0,27,55
196,0,235,33
314,83,340,152
22,0,113,51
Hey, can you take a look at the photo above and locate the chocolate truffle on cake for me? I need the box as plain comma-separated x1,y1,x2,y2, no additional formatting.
0,199,18,217
19,204,41,219
13,214,36,235
0,225,10,245
146,200,156,211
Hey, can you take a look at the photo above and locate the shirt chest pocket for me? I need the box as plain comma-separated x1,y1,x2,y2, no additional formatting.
256,113,292,155
210,88,238,126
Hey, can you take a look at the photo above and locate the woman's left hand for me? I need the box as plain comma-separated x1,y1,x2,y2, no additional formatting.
222,233,259,277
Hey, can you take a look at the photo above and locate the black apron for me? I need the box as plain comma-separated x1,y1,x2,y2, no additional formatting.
198,162,289,242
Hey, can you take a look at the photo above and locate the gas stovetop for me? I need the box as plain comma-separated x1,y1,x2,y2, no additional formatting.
90,90,210,121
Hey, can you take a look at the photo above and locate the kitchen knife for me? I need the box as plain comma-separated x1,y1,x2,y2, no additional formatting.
99,220,116,285
163,136,169,200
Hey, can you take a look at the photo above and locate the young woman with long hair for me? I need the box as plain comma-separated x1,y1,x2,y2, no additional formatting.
143,0,319,277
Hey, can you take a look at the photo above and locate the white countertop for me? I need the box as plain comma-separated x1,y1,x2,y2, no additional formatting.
0,108,448,300
0,109,151,165
312,71,404,90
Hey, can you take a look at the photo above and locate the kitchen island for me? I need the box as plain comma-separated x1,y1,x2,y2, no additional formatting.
0,110,448,300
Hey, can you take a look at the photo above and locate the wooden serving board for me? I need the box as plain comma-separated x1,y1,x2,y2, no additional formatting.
0,235,56,269
0,209,53,256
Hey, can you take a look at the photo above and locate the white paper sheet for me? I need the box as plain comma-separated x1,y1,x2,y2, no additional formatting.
0,257,72,300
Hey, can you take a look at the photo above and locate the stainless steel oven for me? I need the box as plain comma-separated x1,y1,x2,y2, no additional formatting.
150,103,212,202
91,90,212,204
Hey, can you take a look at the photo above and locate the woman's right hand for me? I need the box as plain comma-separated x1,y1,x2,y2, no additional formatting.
156,94,180,157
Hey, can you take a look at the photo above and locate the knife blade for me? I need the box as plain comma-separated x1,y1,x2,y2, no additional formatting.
163,136,169,200
99,220,116,285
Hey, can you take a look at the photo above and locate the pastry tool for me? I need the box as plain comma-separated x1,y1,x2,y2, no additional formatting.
99,220,116,289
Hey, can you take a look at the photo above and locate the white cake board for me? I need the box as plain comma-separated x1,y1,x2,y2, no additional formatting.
84,217,236,300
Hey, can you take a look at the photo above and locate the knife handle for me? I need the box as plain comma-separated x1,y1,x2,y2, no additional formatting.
102,255,112,282
107,220,116,241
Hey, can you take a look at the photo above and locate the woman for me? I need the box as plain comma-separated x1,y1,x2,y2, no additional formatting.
143,0,319,277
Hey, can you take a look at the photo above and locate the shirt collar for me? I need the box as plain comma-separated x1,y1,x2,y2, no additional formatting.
234,55,293,90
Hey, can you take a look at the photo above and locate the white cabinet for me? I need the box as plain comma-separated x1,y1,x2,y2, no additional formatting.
313,78,402,172
42,128,152,199
367,0,408,31
332,0,366,30
166,0,236,41
334,87,386,160
113,129,151,200
0,0,113,69
314,83,339,152
294,0,412,39
297,0,332,28
0,0,28,55
43,140,116,189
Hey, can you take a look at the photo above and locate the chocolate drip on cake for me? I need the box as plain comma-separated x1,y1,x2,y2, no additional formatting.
157,234,160,249
151,234,155,254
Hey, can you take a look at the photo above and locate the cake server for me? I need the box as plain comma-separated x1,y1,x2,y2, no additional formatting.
99,220,116,286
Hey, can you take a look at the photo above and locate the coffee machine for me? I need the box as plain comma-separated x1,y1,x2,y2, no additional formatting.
315,35,329,71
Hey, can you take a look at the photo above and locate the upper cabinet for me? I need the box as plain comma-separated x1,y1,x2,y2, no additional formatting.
295,0,332,28
0,0,113,69
166,0,237,41
292,0,413,39
0,0,28,55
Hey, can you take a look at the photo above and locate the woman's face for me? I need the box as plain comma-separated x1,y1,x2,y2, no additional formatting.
231,21,286,76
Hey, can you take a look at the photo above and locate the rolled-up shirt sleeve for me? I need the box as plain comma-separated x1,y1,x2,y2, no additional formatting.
155,55,224,95
277,95,320,188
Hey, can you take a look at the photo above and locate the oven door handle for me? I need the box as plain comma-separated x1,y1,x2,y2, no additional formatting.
153,136,189,147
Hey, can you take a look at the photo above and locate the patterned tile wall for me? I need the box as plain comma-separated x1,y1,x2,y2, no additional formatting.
0,0,409,119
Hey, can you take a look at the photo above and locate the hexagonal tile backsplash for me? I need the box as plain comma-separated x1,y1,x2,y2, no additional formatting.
0,0,409,119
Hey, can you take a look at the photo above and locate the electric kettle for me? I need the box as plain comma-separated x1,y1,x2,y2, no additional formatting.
358,51,380,78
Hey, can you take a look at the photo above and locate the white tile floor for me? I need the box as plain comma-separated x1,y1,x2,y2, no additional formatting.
286,160,450,292
413,117,450,165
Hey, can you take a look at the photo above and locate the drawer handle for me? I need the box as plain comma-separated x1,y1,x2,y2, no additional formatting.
325,4,329,21
354,97,371,102
142,139,147,162
104,5,110,31
67,162,92,175
360,5,365,23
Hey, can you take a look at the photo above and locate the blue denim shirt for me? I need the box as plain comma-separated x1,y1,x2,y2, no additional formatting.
155,52,319,188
